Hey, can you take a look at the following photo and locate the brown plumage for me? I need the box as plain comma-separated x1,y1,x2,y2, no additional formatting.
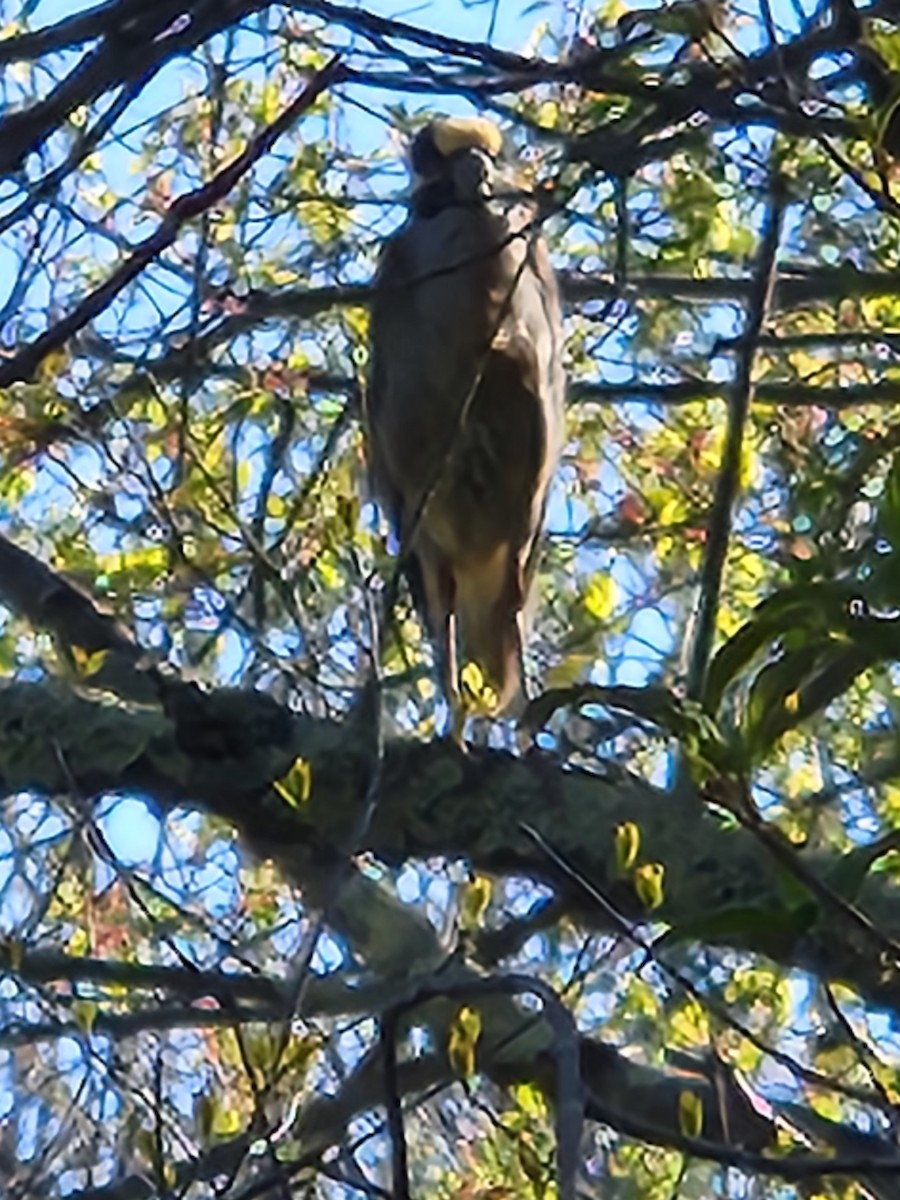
364,116,565,714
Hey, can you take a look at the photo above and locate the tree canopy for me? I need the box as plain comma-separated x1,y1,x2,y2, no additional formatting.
4,0,900,1196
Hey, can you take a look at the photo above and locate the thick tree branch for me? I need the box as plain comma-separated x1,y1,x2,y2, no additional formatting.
2,678,900,1021
0,531,160,703
0,0,175,63
4,945,282,1007
2,653,899,1183
0,1,269,176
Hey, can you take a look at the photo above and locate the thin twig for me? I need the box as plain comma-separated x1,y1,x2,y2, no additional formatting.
0,55,342,388
684,175,786,700
519,823,897,1117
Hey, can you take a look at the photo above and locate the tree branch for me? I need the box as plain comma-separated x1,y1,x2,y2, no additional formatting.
1,676,899,1021
0,55,341,388
0,0,173,63
0,2,258,176
685,175,785,699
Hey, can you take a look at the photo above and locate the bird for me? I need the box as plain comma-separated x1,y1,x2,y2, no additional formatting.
364,115,565,719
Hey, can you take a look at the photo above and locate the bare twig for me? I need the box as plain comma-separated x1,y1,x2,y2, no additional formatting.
0,1,256,175
0,68,159,239
0,55,341,388
684,175,785,700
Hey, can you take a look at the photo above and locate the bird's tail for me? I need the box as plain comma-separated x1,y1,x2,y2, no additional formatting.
454,546,525,715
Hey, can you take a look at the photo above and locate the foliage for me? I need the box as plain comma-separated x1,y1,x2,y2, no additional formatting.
4,0,900,1197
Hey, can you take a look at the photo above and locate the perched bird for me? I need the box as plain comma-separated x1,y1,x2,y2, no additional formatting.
364,116,565,716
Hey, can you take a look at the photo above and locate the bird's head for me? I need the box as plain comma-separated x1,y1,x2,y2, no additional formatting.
409,117,504,215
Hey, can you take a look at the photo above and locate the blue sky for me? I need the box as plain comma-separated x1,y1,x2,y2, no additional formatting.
7,1,889,1186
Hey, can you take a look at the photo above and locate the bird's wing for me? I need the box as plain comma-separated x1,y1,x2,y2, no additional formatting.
365,233,434,628
365,235,408,536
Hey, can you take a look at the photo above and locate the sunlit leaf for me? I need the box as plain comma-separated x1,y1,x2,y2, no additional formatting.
71,645,110,679
615,821,641,872
583,573,616,621
459,875,493,931
273,757,313,808
448,1006,482,1079
72,1000,98,1038
678,1089,703,1138
634,863,665,911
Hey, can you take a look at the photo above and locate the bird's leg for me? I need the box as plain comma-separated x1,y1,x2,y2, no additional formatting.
509,608,530,753
432,608,458,709
419,551,464,743
514,608,530,705
444,611,469,747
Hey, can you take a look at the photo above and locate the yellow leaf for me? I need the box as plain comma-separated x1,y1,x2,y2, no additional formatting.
211,1102,242,1138
536,99,559,128
583,574,616,621
68,927,90,957
273,757,313,808
448,1005,482,1078
634,862,665,911
35,347,68,383
513,1082,547,1120
73,999,98,1038
283,1032,323,1079
317,550,342,591
146,396,167,427
615,821,641,872
678,1089,704,1138
459,661,499,716
658,497,688,526
260,80,282,124
55,876,83,914
459,875,492,931
460,660,485,696
71,645,109,678
670,999,710,1047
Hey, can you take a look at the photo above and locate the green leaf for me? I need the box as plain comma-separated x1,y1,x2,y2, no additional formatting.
823,835,900,903
668,901,815,954
705,582,856,715
742,638,873,762
273,757,313,808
